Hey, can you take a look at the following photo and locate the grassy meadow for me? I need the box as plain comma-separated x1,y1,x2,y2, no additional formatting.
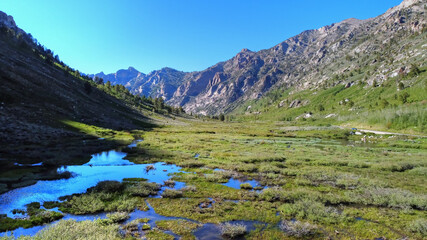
2,118,425,239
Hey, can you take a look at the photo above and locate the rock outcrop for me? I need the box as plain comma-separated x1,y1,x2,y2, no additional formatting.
94,0,427,115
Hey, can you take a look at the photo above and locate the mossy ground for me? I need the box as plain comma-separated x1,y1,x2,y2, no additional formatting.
2,120,426,239
134,120,426,239
156,220,201,240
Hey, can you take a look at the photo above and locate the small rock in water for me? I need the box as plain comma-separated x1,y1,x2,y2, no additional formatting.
145,165,155,172
164,180,175,188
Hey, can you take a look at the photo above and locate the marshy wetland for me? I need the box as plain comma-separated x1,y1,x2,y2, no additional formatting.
0,120,426,239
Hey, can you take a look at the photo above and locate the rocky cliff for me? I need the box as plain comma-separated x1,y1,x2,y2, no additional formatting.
95,0,426,115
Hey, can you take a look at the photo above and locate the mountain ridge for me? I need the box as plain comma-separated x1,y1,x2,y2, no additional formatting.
0,10,161,167
92,0,426,115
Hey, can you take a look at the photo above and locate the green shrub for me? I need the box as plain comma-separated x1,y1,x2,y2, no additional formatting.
259,187,286,202
279,199,346,224
182,185,197,192
220,222,247,239
258,163,281,173
240,183,253,190
123,219,139,232
280,220,318,237
408,167,427,176
106,212,130,223
89,180,124,193
104,196,139,212
43,201,60,209
142,223,151,230
30,210,63,226
180,161,205,168
35,220,121,239
298,171,362,189
236,164,258,172
205,173,228,183
126,182,161,197
346,186,427,210
408,218,427,237
145,229,174,240
62,194,106,214
161,189,183,198
26,202,41,216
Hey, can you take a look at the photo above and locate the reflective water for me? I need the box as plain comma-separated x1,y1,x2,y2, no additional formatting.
13,162,43,167
193,220,264,240
126,200,197,227
0,142,182,218
1,212,108,237
127,139,142,148
0,140,267,239
2,201,193,238
222,178,262,190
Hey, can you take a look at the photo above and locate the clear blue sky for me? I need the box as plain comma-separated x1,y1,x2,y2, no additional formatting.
1,0,402,74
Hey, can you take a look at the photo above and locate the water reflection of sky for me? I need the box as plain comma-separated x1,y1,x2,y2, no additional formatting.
83,150,132,166
0,145,181,217
222,178,261,189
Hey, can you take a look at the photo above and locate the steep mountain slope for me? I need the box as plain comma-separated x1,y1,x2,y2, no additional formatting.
100,0,426,115
0,11,155,164
173,0,426,115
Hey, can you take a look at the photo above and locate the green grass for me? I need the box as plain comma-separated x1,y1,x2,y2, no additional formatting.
0,210,63,232
134,121,426,239
35,220,120,240
144,229,174,240
156,220,201,240
3,119,426,239
61,120,136,143
231,67,427,134
59,181,150,215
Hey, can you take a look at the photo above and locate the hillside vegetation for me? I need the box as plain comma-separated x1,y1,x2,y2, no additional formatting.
233,64,427,134
0,13,184,194
0,1,426,239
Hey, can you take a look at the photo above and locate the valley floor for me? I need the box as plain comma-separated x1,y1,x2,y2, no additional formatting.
1,118,426,239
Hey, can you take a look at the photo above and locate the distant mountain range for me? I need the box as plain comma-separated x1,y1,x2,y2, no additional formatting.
91,0,426,115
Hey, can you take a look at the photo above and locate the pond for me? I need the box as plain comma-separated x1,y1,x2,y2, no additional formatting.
0,141,269,239
222,178,263,190
193,220,265,240
0,141,182,219
214,168,265,190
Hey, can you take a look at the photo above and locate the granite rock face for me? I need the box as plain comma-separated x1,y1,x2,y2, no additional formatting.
94,0,426,115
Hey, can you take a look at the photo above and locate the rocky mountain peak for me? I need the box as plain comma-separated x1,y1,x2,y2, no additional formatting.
114,67,140,79
0,11,17,29
384,0,424,17
400,0,422,7
127,66,138,72
93,0,425,115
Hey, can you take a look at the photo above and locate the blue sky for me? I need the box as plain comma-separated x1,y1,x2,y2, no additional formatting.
0,0,402,74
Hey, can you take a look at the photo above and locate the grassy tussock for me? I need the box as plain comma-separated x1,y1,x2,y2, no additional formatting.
280,220,318,238
220,222,247,239
8,220,122,240
156,220,202,239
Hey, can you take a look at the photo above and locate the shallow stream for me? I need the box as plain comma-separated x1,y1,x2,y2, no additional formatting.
0,141,265,239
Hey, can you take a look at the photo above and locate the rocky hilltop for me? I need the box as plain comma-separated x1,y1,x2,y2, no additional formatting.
96,0,426,115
